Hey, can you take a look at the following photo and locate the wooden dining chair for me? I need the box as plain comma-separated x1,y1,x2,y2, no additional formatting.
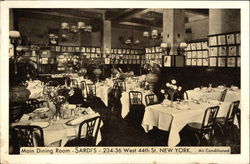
65,116,101,146
187,106,219,146
12,125,45,148
70,79,79,88
9,103,26,124
129,91,145,126
86,84,96,99
145,94,159,106
25,99,47,113
215,100,240,137
220,89,228,102
113,79,126,92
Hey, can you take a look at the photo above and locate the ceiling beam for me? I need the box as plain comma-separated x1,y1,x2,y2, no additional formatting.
107,9,146,22
185,9,209,16
128,18,162,28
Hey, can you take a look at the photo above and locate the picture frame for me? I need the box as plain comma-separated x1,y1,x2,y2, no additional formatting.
226,34,235,44
235,33,240,44
218,57,226,67
219,47,227,56
203,59,209,66
227,57,236,67
209,47,218,57
228,46,237,56
218,35,226,45
209,36,217,46
209,57,217,67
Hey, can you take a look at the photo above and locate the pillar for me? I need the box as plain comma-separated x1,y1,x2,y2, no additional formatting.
102,20,111,56
209,9,240,35
163,9,185,55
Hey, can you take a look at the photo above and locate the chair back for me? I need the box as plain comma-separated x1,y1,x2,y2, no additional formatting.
201,106,219,132
78,116,101,145
86,84,96,97
113,79,126,92
129,91,143,105
79,81,87,90
220,89,228,102
183,91,189,100
71,79,79,87
9,103,26,124
145,94,158,106
12,125,44,147
225,100,240,124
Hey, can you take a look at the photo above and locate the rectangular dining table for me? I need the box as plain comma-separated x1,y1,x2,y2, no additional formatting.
141,101,232,146
12,108,103,147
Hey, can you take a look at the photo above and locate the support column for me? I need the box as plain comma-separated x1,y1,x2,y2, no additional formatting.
102,19,111,57
209,9,240,35
163,9,185,55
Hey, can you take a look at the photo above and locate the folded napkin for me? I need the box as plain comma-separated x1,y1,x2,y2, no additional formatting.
194,88,200,91
176,104,190,110
30,121,50,128
68,104,77,109
33,107,50,113
231,86,239,91
217,85,225,89
20,114,30,121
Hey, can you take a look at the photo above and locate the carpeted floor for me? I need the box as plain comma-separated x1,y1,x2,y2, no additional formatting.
94,102,240,154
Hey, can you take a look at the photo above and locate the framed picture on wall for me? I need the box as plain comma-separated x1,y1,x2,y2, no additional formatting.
209,57,217,67
203,59,209,66
218,57,226,67
218,35,226,45
219,47,227,56
235,33,240,44
196,42,202,50
201,41,208,49
197,59,202,66
192,51,197,58
186,59,191,66
237,57,241,67
191,43,196,50
163,56,171,67
226,34,235,44
197,51,203,58
209,47,218,57
209,36,217,46
203,51,208,58
227,57,236,67
191,59,197,66
228,46,237,56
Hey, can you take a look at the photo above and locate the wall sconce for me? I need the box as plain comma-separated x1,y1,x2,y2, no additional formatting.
160,43,171,55
177,42,187,55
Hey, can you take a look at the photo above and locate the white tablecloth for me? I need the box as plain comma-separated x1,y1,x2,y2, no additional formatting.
12,110,102,147
120,88,154,118
142,101,232,146
187,88,240,102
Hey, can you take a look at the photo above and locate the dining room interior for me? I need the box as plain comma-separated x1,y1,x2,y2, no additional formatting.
8,8,241,154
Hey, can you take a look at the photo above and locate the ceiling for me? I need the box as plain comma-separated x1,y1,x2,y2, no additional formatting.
13,8,208,31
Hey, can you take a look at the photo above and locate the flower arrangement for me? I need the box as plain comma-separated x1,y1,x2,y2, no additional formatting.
161,79,182,106
43,85,74,115
142,61,161,74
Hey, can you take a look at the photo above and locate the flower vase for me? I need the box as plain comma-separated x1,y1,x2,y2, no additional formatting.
55,103,62,117
170,94,174,107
